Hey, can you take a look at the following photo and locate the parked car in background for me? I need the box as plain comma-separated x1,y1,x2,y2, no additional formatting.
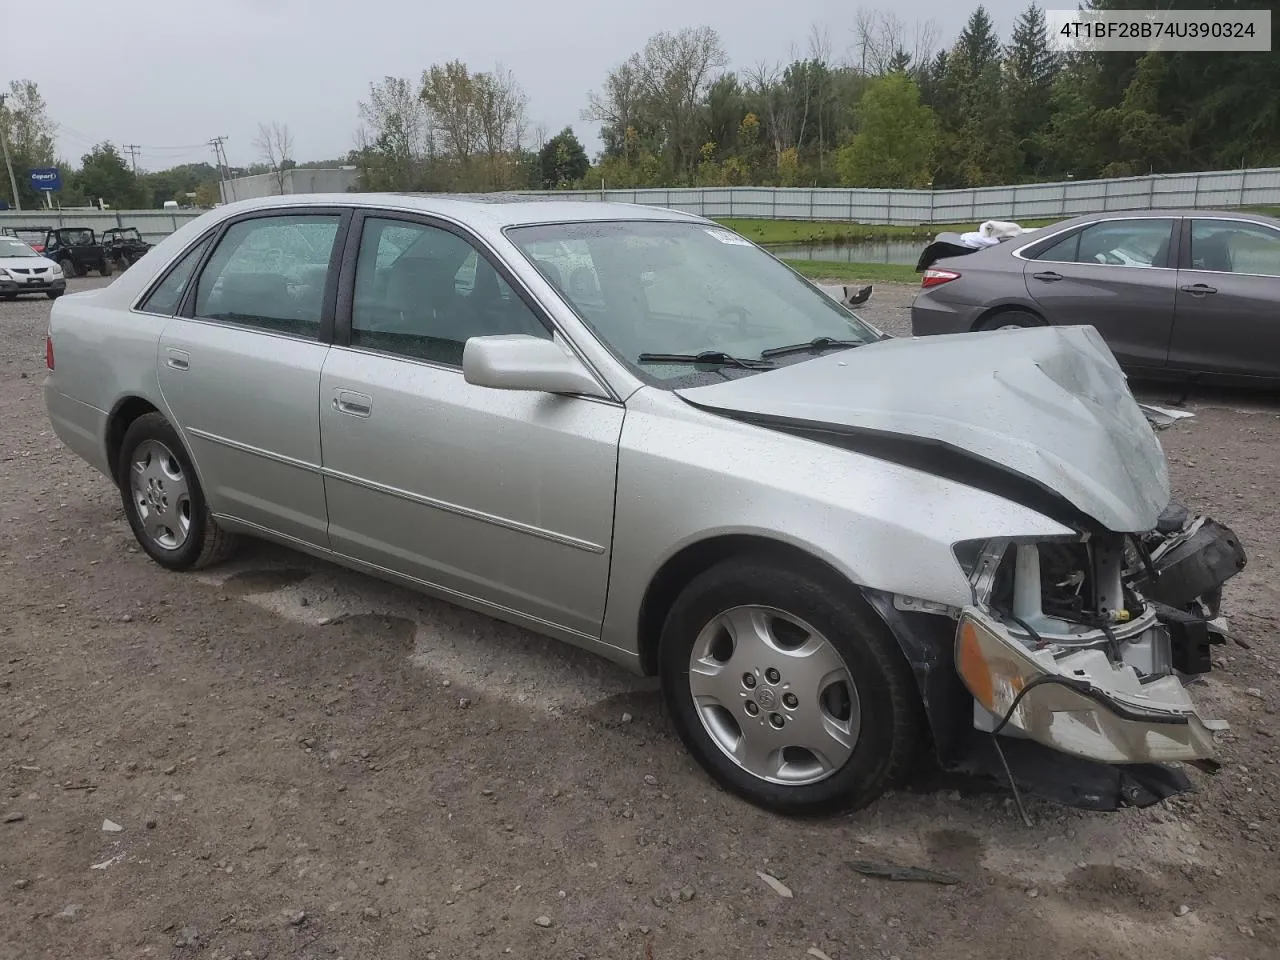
0,235,66,300
101,227,154,270
1,225,54,254
43,194,1246,816
43,227,112,278
911,210,1280,385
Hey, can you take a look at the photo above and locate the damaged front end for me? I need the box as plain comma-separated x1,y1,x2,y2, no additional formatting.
932,505,1246,810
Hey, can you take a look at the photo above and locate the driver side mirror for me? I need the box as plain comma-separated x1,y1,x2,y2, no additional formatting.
462,335,609,399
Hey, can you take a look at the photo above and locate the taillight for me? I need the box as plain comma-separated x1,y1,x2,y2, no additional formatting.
921,268,960,288
45,335,54,370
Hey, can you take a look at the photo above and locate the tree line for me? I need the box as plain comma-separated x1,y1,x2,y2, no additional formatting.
350,0,1280,193
3,0,1277,211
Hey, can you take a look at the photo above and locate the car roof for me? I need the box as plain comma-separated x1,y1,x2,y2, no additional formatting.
208,192,712,230
1039,208,1280,231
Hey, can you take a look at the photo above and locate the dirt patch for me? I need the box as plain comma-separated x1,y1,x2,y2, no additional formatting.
2,278,1279,960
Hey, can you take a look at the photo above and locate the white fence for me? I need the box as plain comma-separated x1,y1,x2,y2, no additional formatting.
511,166,1280,225
5,166,1279,242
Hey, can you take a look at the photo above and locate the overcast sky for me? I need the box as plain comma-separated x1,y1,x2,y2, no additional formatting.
8,0,1031,171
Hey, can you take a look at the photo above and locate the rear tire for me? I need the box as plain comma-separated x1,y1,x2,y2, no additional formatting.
658,555,923,815
116,412,239,571
978,310,1044,331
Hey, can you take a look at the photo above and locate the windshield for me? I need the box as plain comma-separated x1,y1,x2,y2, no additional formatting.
504,220,878,386
0,238,38,258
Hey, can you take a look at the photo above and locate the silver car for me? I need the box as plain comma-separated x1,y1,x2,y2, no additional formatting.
43,194,1246,815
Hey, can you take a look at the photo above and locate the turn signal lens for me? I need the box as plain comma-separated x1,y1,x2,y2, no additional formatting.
956,614,1031,716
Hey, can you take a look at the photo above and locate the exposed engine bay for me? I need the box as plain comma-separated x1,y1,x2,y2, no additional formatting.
909,500,1247,812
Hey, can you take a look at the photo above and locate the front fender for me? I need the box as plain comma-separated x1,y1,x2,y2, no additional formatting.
600,392,1073,658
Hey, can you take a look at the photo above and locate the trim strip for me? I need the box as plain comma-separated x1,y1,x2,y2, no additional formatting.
187,426,605,555
185,426,320,473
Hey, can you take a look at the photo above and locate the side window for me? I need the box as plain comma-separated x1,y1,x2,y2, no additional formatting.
1032,220,1174,267
192,214,340,338
1190,220,1280,277
350,217,550,366
1030,230,1080,263
138,234,213,315
1076,219,1173,268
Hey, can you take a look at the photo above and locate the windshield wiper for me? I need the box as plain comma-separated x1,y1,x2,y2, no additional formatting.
759,336,866,359
636,350,775,369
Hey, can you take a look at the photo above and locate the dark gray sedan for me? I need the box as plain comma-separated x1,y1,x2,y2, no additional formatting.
910,210,1280,385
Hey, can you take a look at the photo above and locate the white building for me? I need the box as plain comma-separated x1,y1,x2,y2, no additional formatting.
218,167,359,202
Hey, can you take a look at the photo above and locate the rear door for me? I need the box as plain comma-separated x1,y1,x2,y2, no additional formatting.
1169,217,1280,379
1019,217,1179,369
156,207,349,547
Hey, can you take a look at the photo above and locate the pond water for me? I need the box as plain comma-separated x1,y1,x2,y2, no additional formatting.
768,240,922,265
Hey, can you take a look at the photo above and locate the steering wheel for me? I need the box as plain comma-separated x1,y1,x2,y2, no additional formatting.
693,305,751,343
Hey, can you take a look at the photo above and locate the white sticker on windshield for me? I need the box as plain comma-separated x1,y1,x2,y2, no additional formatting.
704,228,753,246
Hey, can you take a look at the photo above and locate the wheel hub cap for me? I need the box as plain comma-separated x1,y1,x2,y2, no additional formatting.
688,605,860,786
129,439,193,551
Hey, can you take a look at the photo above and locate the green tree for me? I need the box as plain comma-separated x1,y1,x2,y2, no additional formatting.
836,73,939,188
933,6,1019,186
0,80,57,208
1005,3,1060,177
536,127,589,189
75,143,144,207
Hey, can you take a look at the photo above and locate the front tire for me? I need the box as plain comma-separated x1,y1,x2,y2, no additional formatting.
59,258,78,279
99,259,113,277
116,413,238,570
659,555,922,815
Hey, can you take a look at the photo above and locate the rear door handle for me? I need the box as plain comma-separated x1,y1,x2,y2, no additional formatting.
333,389,372,418
1180,283,1218,295
165,348,190,371
1031,271,1063,282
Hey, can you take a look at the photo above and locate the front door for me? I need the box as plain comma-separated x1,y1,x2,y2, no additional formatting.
157,209,347,547
1021,217,1179,370
318,212,624,639
1169,217,1280,380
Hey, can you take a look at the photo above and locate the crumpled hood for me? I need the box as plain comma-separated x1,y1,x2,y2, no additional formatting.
674,324,1171,533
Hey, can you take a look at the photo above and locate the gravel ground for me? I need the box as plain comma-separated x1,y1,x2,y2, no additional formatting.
2,278,1278,960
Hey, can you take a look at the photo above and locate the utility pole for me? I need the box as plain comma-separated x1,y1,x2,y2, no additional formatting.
0,93,22,213
209,136,234,202
123,143,141,174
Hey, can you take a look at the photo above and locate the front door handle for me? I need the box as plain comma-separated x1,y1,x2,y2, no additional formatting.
1180,283,1218,296
165,348,190,371
1031,271,1063,282
334,389,373,418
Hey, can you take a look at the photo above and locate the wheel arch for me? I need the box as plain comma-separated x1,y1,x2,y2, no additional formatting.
105,396,164,483
972,303,1046,331
634,533,966,763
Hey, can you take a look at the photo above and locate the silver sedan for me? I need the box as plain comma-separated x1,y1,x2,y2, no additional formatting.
43,194,1246,815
